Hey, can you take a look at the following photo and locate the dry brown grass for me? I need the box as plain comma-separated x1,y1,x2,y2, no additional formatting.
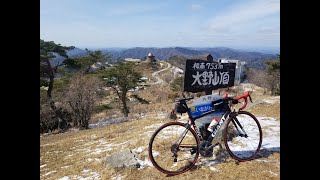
41,74,279,179
41,112,279,180
40,117,166,179
134,61,166,80
215,85,280,121
130,85,174,114
245,90,280,121
247,102,280,121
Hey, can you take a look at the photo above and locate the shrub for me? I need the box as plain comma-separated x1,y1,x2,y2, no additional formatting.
64,74,103,129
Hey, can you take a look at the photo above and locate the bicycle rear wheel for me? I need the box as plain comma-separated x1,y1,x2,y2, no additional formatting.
148,122,200,175
223,111,262,161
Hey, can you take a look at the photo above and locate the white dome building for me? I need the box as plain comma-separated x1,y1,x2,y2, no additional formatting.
147,52,156,62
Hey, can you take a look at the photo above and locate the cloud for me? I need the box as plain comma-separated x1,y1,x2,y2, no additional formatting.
257,26,279,34
207,0,280,32
104,4,165,17
191,4,203,12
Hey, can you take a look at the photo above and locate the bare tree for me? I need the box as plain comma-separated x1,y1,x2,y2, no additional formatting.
64,74,103,129
265,56,280,95
246,68,270,94
246,55,280,95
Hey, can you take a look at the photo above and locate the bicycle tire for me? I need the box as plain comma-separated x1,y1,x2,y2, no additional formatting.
223,111,262,161
148,122,200,175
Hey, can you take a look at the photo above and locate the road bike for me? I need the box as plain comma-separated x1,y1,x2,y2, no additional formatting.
148,91,262,175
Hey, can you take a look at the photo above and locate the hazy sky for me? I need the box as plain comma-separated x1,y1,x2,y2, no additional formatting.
40,0,280,50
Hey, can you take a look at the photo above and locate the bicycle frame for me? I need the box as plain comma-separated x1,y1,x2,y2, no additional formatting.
179,101,233,146
175,92,253,152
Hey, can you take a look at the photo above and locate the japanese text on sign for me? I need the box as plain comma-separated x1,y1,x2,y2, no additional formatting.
183,59,236,92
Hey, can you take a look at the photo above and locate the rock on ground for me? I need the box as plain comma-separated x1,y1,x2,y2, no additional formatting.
105,149,140,169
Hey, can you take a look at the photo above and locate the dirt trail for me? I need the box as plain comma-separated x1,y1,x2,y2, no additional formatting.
149,61,171,85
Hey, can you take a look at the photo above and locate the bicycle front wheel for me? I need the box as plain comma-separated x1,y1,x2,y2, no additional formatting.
148,122,200,175
223,111,262,161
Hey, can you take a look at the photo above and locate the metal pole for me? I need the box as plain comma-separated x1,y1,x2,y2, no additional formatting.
239,61,241,84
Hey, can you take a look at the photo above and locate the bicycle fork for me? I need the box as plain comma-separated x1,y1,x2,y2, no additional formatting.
231,115,248,138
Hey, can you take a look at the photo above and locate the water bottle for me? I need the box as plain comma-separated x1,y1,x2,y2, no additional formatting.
207,118,219,132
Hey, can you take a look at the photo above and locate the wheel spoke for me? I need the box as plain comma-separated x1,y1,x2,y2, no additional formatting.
224,111,262,161
149,122,199,175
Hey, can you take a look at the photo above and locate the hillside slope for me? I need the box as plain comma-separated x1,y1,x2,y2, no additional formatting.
40,82,280,180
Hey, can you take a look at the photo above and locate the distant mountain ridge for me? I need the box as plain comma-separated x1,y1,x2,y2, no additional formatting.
65,47,278,69
67,47,87,57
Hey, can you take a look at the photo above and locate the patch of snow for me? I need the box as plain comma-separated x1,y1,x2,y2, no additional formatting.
91,149,109,155
111,174,126,180
209,167,219,172
84,141,96,146
143,123,163,130
224,115,280,159
91,171,101,177
41,143,54,147
89,117,128,129
116,141,129,146
91,149,106,155
83,169,91,173
245,88,255,92
157,112,167,119
40,164,47,168
171,163,178,168
152,150,160,157
264,99,276,104
204,160,221,166
158,127,193,139
257,117,280,151
58,176,70,180
61,165,70,169
258,117,278,126
87,158,100,162
90,135,98,139
132,146,147,154
269,171,278,176
90,141,129,155
96,139,110,146
136,158,153,169
78,169,101,180
141,131,154,137
43,171,57,176
74,148,91,153
171,66,184,74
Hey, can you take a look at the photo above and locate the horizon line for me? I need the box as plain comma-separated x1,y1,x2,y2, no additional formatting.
75,46,280,54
